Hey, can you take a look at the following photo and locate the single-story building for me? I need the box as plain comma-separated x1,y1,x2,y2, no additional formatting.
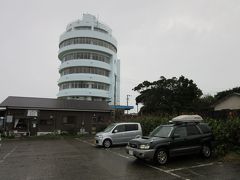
0,96,112,136
212,93,240,119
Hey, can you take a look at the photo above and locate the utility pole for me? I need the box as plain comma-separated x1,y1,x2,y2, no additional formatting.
114,74,117,122
126,94,131,114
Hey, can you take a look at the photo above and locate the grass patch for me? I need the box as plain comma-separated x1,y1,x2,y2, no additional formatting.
222,151,240,162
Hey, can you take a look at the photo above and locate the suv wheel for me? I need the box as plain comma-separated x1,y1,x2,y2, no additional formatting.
103,139,112,148
202,144,211,158
155,149,168,165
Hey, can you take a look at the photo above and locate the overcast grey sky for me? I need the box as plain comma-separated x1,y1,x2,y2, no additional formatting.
0,0,240,113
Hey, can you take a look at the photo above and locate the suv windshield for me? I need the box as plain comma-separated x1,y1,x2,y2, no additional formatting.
103,123,116,132
149,125,173,138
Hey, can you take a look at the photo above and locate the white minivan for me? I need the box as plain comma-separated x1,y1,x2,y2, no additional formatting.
95,122,142,148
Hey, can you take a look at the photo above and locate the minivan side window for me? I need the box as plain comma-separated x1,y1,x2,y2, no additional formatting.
113,124,125,133
125,124,138,131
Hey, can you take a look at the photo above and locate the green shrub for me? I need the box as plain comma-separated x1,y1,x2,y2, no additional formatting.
205,118,240,156
130,116,170,136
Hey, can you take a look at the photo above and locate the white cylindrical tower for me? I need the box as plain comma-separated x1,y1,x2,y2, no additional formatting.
57,14,120,105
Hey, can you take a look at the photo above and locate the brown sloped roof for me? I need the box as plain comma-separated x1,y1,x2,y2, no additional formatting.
0,96,111,112
212,93,240,107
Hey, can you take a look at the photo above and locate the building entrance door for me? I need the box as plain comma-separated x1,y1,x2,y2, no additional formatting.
29,118,38,136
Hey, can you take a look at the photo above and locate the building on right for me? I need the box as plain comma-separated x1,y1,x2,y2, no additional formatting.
213,93,240,111
212,93,240,119
57,14,120,105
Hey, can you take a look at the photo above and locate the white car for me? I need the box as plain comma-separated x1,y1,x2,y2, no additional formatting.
95,122,142,148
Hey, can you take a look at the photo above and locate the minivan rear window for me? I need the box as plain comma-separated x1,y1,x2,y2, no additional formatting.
125,124,138,131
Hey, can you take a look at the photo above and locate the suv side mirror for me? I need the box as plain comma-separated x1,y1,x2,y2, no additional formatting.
173,134,180,139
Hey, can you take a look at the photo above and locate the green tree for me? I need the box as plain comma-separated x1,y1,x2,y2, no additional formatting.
196,94,215,110
133,76,202,115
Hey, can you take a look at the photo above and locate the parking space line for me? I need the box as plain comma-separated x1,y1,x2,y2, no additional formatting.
75,139,187,179
166,162,214,172
186,169,204,177
0,146,17,163
75,138,95,147
106,148,187,180
105,149,134,159
76,139,218,180
146,164,188,180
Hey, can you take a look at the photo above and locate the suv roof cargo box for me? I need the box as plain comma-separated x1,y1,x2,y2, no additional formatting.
171,115,203,123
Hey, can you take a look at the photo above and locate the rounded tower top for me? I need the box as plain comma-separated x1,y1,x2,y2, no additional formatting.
82,13,97,22
66,13,112,35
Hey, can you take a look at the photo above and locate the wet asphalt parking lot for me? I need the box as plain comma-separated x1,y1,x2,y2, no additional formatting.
0,138,239,180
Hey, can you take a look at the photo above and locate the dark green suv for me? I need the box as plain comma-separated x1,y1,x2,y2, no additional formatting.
126,115,215,165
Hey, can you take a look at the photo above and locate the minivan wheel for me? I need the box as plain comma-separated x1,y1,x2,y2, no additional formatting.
155,149,168,165
103,139,112,148
202,144,211,158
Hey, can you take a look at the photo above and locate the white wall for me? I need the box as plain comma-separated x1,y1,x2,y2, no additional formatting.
214,95,240,111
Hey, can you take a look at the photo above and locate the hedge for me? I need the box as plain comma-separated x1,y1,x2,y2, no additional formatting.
130,116,171,135
205,118,240,155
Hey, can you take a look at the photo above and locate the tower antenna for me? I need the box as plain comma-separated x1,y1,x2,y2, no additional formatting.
97,14,99,27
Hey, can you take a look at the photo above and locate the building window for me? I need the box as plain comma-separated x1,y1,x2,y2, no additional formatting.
75,26,91,30
94,27,108,34
15,119,27,130
61,51,111,64
62,116,75,125
59,37,117,53
40,119,53,125
97,116,104,123
62,117,68,124
60,67,110,77
59,81,109,91
92,116,97,123
92,97,106,101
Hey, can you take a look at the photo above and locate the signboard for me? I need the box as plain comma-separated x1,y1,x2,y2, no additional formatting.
6,115,13,123
27,110,38,117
